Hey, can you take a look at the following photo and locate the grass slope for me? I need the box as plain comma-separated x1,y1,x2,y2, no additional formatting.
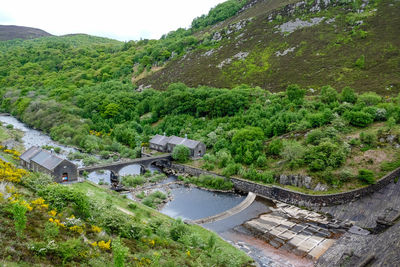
137,0,400,94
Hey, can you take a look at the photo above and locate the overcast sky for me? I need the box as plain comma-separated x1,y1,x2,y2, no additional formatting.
0,0,226,41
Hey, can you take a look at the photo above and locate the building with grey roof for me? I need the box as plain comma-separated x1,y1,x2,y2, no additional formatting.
20,146,78,183
149,134,206,158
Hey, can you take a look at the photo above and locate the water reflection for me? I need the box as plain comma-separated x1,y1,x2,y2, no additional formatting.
160,186,245,220
87,170,111,184
119,164,142,176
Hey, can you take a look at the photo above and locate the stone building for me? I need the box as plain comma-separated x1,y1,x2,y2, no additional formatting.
149,134,206,158
20,146,78,183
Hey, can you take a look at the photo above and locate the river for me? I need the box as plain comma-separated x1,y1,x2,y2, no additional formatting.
0,114,313,267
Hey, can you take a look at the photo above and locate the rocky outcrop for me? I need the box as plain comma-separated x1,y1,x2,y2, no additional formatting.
278,174,312,189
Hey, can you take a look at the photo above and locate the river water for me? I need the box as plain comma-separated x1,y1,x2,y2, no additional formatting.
0,114,312,267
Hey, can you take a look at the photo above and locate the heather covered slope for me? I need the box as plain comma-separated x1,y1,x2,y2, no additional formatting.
0,25,52,41
137,0,400,94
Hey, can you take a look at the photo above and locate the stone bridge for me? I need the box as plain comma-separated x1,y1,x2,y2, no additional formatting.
78,154,172,175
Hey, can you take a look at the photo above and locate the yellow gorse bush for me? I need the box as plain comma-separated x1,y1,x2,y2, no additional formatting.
98,240,111,250
69,225,84,234
30,197,49,210
91,225,102,233
0,159,28,183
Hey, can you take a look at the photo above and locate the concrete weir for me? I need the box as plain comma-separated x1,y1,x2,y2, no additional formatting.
189,192,256,224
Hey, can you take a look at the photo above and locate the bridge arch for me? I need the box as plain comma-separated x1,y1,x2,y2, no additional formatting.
78,154,172,176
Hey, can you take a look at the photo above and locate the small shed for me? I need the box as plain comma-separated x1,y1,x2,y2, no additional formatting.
20,146,78,183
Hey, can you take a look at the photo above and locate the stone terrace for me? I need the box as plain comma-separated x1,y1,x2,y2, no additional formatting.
243,202,346,260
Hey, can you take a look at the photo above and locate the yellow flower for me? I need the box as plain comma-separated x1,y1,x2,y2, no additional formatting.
49,218,54,222
49,210,57,217
98,240,111,250
186,250,191,257
69,225,84,234
149,239,155,247
91,225,102,233
91,241,98,247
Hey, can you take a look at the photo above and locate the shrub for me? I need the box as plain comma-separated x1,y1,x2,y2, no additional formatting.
320,85,338,104
121,175,146,187
357,169,375,184
344,111,374,127
222,163,242,177
113,238,129,267
256,155,267,167
22,172,53,192
286,84,305,105
306,129,325,145
340,86,357,103
43,221,59,241
267,139,283,156
280,141,305,162
11,202,28,237
170,218,188,241
57,238,87,264
39,184,91,218
360,132,376,146
172,145,190,163
358,92,382,106
215,150,232,168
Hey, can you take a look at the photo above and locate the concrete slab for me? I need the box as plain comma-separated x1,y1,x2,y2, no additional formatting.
296,237,320,253
278,230,297,241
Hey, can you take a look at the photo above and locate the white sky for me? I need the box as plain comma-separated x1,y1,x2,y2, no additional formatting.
0,0,226,41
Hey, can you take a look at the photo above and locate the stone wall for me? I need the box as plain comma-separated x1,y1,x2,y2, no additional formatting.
170,163,400,207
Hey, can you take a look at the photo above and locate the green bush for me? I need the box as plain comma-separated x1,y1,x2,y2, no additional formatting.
169,218,188,241
267,138,283,156
43,221,59,241
39,184,91,218
344,111,374,127
222,163,242,177
22,172,53,192
113,238,129,267
172,145,190,163
340,86,357,103
121,175,146,187
358,92,382,106
256,155,267,167
11,202,28,237
320,85,339,104
360,132,376,146
357,169,375,184
286,84,305,105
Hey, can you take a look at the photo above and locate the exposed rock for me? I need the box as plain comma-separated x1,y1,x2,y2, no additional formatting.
276,17,325,34
279,174,313,189
314,183,328,192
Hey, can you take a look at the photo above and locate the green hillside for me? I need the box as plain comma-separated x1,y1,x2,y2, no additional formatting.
137,0,400,94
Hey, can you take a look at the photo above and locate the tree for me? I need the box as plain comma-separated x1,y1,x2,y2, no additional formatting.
286,84,305,105
340,86,357,103
320,85,338,104
231,127,264,164
172,145,190,162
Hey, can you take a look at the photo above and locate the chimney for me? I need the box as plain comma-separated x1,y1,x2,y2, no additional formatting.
50,148,55,154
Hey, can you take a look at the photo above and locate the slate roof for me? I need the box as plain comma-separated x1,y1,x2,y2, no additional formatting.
149,134,170,146
20,146,41,162
168,136,201,149
30,150,64,171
